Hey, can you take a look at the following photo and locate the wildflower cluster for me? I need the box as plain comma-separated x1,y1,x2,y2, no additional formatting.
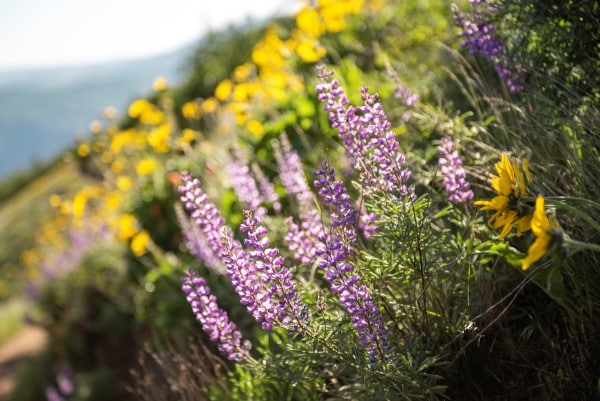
316,66,412,198
453,2,523,93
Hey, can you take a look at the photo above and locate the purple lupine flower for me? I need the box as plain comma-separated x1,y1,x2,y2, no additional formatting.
394,83,419,107
45,387,65,401
274,133,325,264
179,171,227,258
316,65,413,198
437,136,474,203
313,162,391,363
181,269,251,361
175,203,223,273
241,210,309,331
252,163,281,212
453,5,523,93
226,148,266,217
220,226,277,330
359,211,378,239
56,366,74,396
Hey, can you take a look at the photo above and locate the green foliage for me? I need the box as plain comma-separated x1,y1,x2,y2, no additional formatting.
3,1,600,400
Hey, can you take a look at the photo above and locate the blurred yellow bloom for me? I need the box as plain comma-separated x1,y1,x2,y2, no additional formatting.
148,124,171,153
232,83,252,102
180,128,197,144
128,99,152,118
215,79,234,101
118,214,138,240
116,175,133,191
77,143,90,157
233,63,254,82
202,98,219,113
152,76,168,91
72,192,88,219
59,200,72,215
139,108,165,125
136,158,158,176
182,101,202,119
105,191,122,211
235,112,249,126
49,194,62,208
522,196,563,270
475,154,534,239
131,230,150,256
246,119,264,138
294,33,327,62
296,6,325,37
20,249,41,269
111,159,124,174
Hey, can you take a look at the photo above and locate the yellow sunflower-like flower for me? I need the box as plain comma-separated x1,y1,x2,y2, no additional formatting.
522,195,563,270
475,154,534,238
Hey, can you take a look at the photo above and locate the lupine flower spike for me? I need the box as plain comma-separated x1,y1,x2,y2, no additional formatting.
241,210,309,331
314,162,392,363
316,65,413,198
178,171,228,257
274,133,325,264
437,136,474,203
181,269,251,362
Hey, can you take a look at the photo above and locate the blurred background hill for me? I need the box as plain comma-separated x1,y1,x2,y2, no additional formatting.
0,45,191,179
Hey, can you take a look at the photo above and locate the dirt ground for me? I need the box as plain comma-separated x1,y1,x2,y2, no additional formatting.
0,326,47,400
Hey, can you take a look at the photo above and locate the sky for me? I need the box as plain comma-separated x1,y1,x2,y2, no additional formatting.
0,0,298,71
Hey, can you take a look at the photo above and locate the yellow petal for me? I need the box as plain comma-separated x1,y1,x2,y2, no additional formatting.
531,195,550,236
522,235,549,270
516,215,532,236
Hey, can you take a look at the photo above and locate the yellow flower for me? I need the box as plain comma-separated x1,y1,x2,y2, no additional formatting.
105,191,122,211
233,63,254,82
77,143,90,157
128,99,152,118
147,124,171,153
475,154,534,238
522,196,563,270
118,214,138,241
116,175,133,191
182,101,202,119
246,119,264,138
202,98,219,113
49,194,62,208
130,230,150,256
180,128,197,144
152,76,168,91
296,6,325,37
215,79,233,101
295,33,327,63
136,158,157,176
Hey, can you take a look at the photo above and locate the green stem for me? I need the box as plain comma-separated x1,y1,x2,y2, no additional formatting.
542,198,600,232
545,196,600,211
564,237,600,253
